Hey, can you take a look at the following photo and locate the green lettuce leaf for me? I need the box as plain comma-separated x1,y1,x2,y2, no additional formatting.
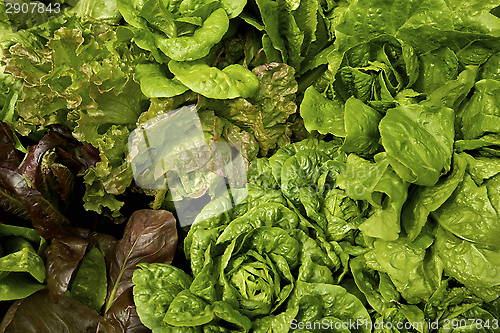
300,85,345,136
156,8,229,61
135,63,188,98
68,246,107,312
458,79,500,140
341,97,383,157
169,60,260,99
434,227,500,302
337,153,409,241
133,263,193,332
432,173,500,250
379,103,455,186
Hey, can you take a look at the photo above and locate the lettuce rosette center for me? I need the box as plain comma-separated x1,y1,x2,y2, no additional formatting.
226,250,282,317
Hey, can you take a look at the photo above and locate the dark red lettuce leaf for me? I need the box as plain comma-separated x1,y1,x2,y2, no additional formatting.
46,125,100,173
0,123,98,235
44,228,119,304
0,121,21,171
20,125,99,189
45,234,89,303
0,167,69,237
105,210,178,311
97,287,151,333
20,130,67,188
49,163,75,204
0,168,30,221
0,290,101,333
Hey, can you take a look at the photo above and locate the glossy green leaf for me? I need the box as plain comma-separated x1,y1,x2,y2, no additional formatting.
288,280,371,333
0,224,40,244
379,103,455,186
0,237,45,283
412,47,459,94
402,153,468,241
434,227,500,302
480,51,500,81
0,273,45,301
135,64,188,98
157,8,229,61
373,237,441,304
72,0,122,24
165,290,214,326
350,256,391,315
116,0,148,27
220,0,247,18
69,247,107,312
213,301,252,333
255,0,287,62
334,0,455,54
300,86,345,136
169,60,260,99
216,203,299,244
458,79,500,140
337,153,409,241
342,97,383,157
432,173,500,250
133,263,192,332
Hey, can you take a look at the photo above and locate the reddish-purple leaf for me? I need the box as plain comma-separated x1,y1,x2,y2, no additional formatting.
20,131,67,188
50,163,75,204
19,125,99,189
0,121,21,171
45,235,89,303
0,168,68,237
0,299,21,331
105,210,178,311
0,168,30,220
0,290,101,333
97,287,151,333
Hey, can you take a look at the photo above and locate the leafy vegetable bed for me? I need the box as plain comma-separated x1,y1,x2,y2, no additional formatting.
1,0,500,332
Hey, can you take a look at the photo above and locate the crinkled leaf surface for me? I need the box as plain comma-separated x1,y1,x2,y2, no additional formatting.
0,274,46,302
402,153,467,241
337,153,408,241
379,103,455,186
458,79,500,140
132,263,192,332
135,63,188,98
434,227,500,302
432,173,500,250
300,86,345,136
157,8,229,61
342,97,383,157
287,280,371,333
372,237,440,304
169,60,260,99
